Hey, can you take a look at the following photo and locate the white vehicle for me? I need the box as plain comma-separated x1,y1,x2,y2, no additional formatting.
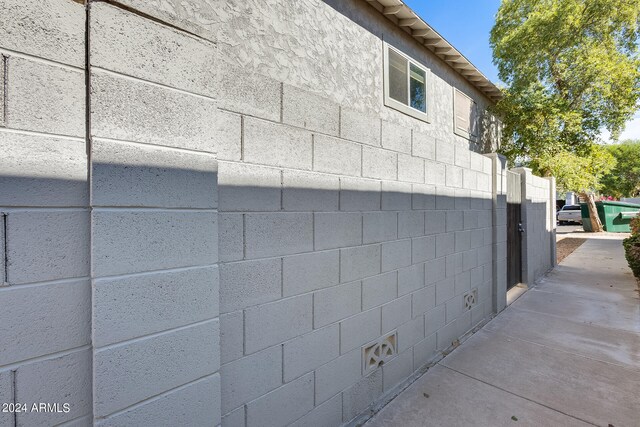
557,204,583,225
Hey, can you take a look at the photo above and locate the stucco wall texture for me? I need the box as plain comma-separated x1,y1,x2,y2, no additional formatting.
0,1,554,426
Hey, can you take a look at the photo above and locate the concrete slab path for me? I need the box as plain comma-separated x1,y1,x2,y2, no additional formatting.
365,236,640,427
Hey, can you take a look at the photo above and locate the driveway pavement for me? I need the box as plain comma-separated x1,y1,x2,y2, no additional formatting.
365,235,640,427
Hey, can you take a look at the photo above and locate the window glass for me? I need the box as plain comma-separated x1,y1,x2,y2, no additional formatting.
409,64,426,113
384,45,430,121
389,49,408,104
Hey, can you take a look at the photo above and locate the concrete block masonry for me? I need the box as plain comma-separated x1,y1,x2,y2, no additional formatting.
313,134,363,176
313,281,362,328
6,57,85,137
412,131,436,160
362,271,398,310
91,71,219,152
315,349,362,404
0,0,557,425
0,279,90,366
15,349,92,426
283,84,340,136
246,373,314,427
283,170,340,211
283,250,340,296
340,108,381,146
94,320,219,417
340,308,383,354
95,375,221,427
91,210,217,276
0,133,87,207
0,0,85,67
243,117,313,170
244,295,313,354
283,325,340,382
90,1,217,97
93,266,219,346
382,120,412,154
220,258,281,313
5,210,89,284
91,138,218,209
220,346,282,413
315,212,362,250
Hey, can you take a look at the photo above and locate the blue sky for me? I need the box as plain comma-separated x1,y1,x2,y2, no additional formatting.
403,0,640,142
403,0,502,83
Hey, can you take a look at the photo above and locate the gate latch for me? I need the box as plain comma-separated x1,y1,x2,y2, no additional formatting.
518,223,525,233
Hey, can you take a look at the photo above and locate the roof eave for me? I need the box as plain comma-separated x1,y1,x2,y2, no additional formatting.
366,0,503,102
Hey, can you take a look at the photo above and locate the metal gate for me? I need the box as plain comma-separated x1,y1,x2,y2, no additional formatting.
506,171,522,289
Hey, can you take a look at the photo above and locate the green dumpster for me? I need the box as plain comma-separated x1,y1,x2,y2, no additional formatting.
579,204,592,231
580,201,640,232
597,201,640,232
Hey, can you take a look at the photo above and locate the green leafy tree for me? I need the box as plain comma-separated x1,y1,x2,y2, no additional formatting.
532,145,616,230
531,144,616,193
490,0,640,161
491,0,640,230
601,140,640,197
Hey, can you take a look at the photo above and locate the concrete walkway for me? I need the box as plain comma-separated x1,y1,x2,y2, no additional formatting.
365,235,640,427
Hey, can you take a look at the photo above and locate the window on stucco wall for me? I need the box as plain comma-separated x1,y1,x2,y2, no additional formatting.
383,43,431,122
454,89,479,141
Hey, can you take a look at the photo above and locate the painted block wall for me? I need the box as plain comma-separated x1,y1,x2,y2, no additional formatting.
512,168,556,285
0,1,92,426
0,0,222,426
89,2,222,425
0,1,555,426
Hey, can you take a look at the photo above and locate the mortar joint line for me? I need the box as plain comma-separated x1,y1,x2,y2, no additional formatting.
279,170,284,211
338,178,342,211
360,145,364,179
2,212,8,286
311,134,315,170
281,343,285,384
242,214,247,260
312,214,316,251
312,370,317,407
99,0,212,42
11,369,16,427
243,404,248,427
242,309,246,356
311,292,315,330
279,82,284,123
240,115,245,161
280,257,284,298
2,54,7,126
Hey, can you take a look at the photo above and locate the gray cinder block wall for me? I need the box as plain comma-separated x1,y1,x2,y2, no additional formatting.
512,168,556,285
89,1,222,423
0,0,555,426
0,1,91,426
0,0,222,426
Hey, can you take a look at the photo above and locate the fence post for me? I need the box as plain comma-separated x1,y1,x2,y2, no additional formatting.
484,153,508,314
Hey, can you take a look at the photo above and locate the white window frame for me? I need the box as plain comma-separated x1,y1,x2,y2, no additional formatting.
453,88,479,142
383,42,432,123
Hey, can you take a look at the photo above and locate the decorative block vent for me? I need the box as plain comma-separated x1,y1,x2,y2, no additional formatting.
362,331,397,374
464,288,478,310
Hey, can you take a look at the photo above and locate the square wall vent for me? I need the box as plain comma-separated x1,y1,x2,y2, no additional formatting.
362,331,398,374
464,288,478,310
